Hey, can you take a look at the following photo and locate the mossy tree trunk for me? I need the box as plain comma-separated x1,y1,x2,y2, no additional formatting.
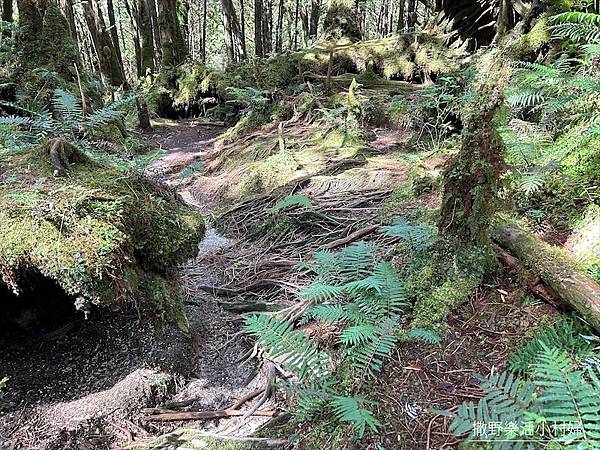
157,0,187,70
15,0,80,81
138,0,155,75
58,0,77,44
254,0,264,57
221,0,244,65
106,0,125,69
438,92,505,246
83,0,126,87
494,226,600,333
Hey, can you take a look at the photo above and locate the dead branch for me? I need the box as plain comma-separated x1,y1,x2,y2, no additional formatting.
144,409,277,422
323,224,381,249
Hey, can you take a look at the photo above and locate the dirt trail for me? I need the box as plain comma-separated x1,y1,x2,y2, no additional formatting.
0,121,273,450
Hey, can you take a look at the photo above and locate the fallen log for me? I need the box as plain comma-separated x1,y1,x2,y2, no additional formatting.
493,226,600,332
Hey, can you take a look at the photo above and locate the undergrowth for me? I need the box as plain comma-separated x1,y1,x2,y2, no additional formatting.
451,317,600,449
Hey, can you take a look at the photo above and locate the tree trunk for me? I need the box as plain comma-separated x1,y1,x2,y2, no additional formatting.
396,0,405,32
138,0,154,75
83,0,126,86
308,0,320,37
221,0,244,65
107,0,124,67
275,0,283,51
239,0,247,58
438,93,504,245
494,226,600,333
157,0,187,70
2,0,12,22
293,0,299,49
407,0,416,31
264,0,272,53
59,0,77,43
202,0,207,61
147,0,161,61
254,0,264,56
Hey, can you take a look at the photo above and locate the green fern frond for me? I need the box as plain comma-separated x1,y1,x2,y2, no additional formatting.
380,218,435,250
300,283,345,302
339,324,378,346
52,88,83,125
510,318,593,374
349,316,399,377
307,304,361,324
407,327,442,345
266,194,314,214
331,396,380,438
245,315,331,380
86,95,135,130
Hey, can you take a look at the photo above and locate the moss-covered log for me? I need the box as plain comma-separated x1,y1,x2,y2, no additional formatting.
0,149,204,328
494,226,600,332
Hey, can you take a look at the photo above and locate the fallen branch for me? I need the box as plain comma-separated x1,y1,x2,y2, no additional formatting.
493,226,600,332
144,408,277,422
323,224,380,249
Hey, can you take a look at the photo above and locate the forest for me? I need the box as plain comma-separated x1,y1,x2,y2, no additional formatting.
1,0,600,448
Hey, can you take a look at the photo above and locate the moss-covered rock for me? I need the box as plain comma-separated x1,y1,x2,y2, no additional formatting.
0,149,204,327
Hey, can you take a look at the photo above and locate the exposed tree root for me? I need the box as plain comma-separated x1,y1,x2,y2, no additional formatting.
44,138,82,176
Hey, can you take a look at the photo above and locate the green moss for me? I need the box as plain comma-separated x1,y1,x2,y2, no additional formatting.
0,149,204,326
411,276,479,332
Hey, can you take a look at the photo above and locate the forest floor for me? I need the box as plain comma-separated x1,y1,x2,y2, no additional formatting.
0,111,563,449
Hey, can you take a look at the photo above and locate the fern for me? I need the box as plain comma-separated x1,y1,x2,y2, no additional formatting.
299,283,345,302
534,346,600,444
245,315,330,380
380,218,435,250
331,396,380,438
348,316,399,377
266,194,314,213
510,318,593,374
407,327,442,345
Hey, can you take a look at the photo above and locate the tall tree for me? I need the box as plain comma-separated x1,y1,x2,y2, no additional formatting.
407,0,416,31
83,0,126,86
2,0,12,22
255,0,264,56
107,0,124,67
396,0,405,32
157,0,187,70
58,0,77,44
275,0,284,51
202,0,207,61
221,0,245,64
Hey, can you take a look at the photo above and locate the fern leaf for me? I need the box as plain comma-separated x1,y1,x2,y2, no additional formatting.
407,327,442,345
331,396,380,438
266,195,314,213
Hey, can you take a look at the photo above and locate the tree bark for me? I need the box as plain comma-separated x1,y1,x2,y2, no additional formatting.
157,0,187,70
221,0,244,65
2,0,12,22
438,94,504,245
308,0,320,37
494,226,600,333
107,0,124,67
274,0,283,51
59,0,77,43
254,0,264,56
407,0,417,31
202,0,207,61
138,0,154,75
239,0,247,58
83,0,126,86
146,0,161,60
396,0,405,32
